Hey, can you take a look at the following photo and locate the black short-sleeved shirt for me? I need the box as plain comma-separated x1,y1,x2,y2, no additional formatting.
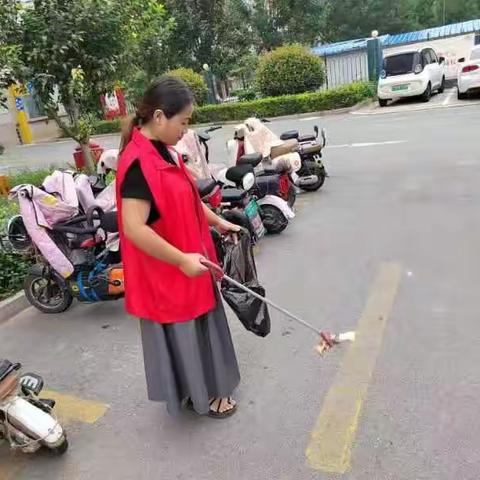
120,140,176,225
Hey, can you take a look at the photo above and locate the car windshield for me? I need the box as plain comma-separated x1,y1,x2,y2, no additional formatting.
384,52,418,76
470,49,480,60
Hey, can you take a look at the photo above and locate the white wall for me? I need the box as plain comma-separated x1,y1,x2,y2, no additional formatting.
384,33,476,79
325,51,369,88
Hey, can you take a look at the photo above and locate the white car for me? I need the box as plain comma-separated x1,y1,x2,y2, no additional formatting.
377,47,446,107
457,45,480,99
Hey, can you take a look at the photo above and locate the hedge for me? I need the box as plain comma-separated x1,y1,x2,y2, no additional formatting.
94,118,121,135
192,82,375,124
90,82,375,135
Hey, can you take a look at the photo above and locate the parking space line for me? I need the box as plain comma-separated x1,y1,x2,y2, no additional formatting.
299,116,321,122
306,262,402,474
42,390,110,424
442,89,456,106
327,140,406,149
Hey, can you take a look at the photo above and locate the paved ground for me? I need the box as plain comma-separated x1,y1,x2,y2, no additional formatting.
2,101,480,479
353,87,480,116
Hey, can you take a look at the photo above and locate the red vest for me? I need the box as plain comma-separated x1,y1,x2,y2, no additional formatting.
116,128,218,324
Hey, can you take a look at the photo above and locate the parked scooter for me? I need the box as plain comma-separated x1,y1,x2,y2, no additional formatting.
234,117,327,192
196,172,266,242
178,129,294,234
24,206,122,314
224,163,293,234
0,359,68,455
192,126,296,208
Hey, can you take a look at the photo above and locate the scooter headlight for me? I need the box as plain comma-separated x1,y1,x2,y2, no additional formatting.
242,172,255,191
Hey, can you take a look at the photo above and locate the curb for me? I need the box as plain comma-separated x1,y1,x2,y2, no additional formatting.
0,291,30,325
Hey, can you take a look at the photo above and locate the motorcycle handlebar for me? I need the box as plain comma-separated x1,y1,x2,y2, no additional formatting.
52,224,98,235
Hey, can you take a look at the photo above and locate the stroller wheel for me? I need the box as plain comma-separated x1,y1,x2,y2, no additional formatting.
24,271,73,314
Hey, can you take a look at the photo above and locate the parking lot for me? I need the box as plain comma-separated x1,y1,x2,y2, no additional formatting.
1,100,480,479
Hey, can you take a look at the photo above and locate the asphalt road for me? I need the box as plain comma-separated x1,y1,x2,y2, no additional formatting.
1,100,480,479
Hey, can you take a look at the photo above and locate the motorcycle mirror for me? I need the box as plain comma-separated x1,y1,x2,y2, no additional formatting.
20,372,44,396
197,131,211,143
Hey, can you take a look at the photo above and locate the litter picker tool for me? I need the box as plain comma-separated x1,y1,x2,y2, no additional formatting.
201,260,355,356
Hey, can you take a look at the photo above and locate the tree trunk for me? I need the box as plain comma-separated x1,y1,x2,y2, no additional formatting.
219,80,227,100
80,139,95,174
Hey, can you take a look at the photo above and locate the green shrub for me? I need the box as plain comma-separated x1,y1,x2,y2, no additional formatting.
167,68,208,106
9,168,54,188
0,197,19,231
0,250,31,300
256,44,326,97
192,82,375,123
233,89,257,102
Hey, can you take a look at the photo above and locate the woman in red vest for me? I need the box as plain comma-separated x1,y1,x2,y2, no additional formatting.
117,76,240,418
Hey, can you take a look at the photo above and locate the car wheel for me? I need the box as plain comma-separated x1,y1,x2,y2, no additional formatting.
421,83,431,102
438,76,445,94
378,99,388,107
457,88,467,100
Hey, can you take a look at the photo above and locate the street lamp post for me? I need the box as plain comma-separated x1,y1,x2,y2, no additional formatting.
202,64,217,104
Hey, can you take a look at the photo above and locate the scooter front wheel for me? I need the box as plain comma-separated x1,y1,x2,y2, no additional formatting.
24,272,73,314
46,436,69,456
259,205,289,234
300,164,326,192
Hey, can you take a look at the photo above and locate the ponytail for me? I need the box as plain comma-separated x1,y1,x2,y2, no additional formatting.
120,114,142,153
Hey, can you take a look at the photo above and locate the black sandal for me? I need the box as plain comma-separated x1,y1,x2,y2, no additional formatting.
208,397,237,419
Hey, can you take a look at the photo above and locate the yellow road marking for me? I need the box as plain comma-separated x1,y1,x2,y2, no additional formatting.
0,463,21,480
306,262,402,474
42,390,110,425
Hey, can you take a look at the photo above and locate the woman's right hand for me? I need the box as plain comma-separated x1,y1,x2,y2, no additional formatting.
178,253,209,278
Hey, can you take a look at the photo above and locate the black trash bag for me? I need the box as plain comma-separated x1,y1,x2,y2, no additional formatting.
220,231,271,337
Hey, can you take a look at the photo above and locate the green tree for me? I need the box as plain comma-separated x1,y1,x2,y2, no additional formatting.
231,0,325,51
0,0,25,108
163,0,252,82
230,52,259,89
19,0,130,172
321,0,416,42
121,0,175,80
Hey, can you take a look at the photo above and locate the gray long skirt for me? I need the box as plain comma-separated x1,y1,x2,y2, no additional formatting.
139,288,240,416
